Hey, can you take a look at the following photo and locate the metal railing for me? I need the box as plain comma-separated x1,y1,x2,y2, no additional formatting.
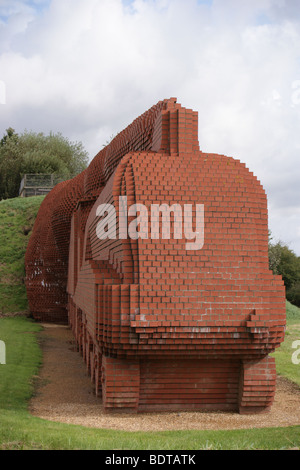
19,174,74,197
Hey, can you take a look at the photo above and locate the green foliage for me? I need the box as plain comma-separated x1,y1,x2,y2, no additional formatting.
269,234,300,307
0,129,23,200
268,241,282,275
277,245,300,291
287,282,300,308
0,128,89,200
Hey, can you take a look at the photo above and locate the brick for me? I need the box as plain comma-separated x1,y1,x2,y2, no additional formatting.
25,98,286,414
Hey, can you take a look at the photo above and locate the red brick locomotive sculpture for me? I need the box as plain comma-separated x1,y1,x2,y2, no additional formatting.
25,98,286,414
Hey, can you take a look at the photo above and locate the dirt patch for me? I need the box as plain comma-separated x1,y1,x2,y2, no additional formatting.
29,323,300,432
0,311,30,319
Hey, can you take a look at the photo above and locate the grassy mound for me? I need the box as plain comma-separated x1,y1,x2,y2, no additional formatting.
0,196,44,315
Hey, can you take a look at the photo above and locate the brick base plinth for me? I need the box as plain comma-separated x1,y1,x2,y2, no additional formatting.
100,356,268,413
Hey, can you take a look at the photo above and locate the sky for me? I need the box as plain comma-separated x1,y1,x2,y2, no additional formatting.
0,0,300,255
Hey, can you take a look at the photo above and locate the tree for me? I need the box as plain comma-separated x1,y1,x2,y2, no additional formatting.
268,233,300,306
276,244,300,292
0,129,89,200
287,282,300,307
0,127,15,146
268,233,282,275
0,128,23,200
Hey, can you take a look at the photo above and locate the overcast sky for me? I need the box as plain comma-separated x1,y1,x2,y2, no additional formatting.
0,0,300,254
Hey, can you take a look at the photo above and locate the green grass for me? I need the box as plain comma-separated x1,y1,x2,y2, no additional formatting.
0,316,42,410
0,196,45,314
0,411,299,450
286,300,300,325
272,301,300,387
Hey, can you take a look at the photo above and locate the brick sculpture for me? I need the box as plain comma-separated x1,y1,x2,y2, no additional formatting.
25,98,286,414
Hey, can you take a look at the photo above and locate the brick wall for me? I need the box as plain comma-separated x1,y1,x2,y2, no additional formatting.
25,98,286,413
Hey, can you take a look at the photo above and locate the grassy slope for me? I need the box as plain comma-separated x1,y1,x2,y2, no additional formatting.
0,195,300,449
0,196,44,314
272,301,300,386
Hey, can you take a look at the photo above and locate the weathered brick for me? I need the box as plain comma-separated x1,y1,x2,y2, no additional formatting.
25,98,286,414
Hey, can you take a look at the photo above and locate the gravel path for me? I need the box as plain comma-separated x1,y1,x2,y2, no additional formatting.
29,323,300,432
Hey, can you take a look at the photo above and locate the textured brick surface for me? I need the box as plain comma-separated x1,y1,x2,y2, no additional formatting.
25,98,286,413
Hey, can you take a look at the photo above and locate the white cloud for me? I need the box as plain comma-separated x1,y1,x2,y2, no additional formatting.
0,0,300,254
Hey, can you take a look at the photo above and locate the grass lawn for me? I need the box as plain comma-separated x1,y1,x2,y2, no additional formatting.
272,302,300,387
0,308,300,450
